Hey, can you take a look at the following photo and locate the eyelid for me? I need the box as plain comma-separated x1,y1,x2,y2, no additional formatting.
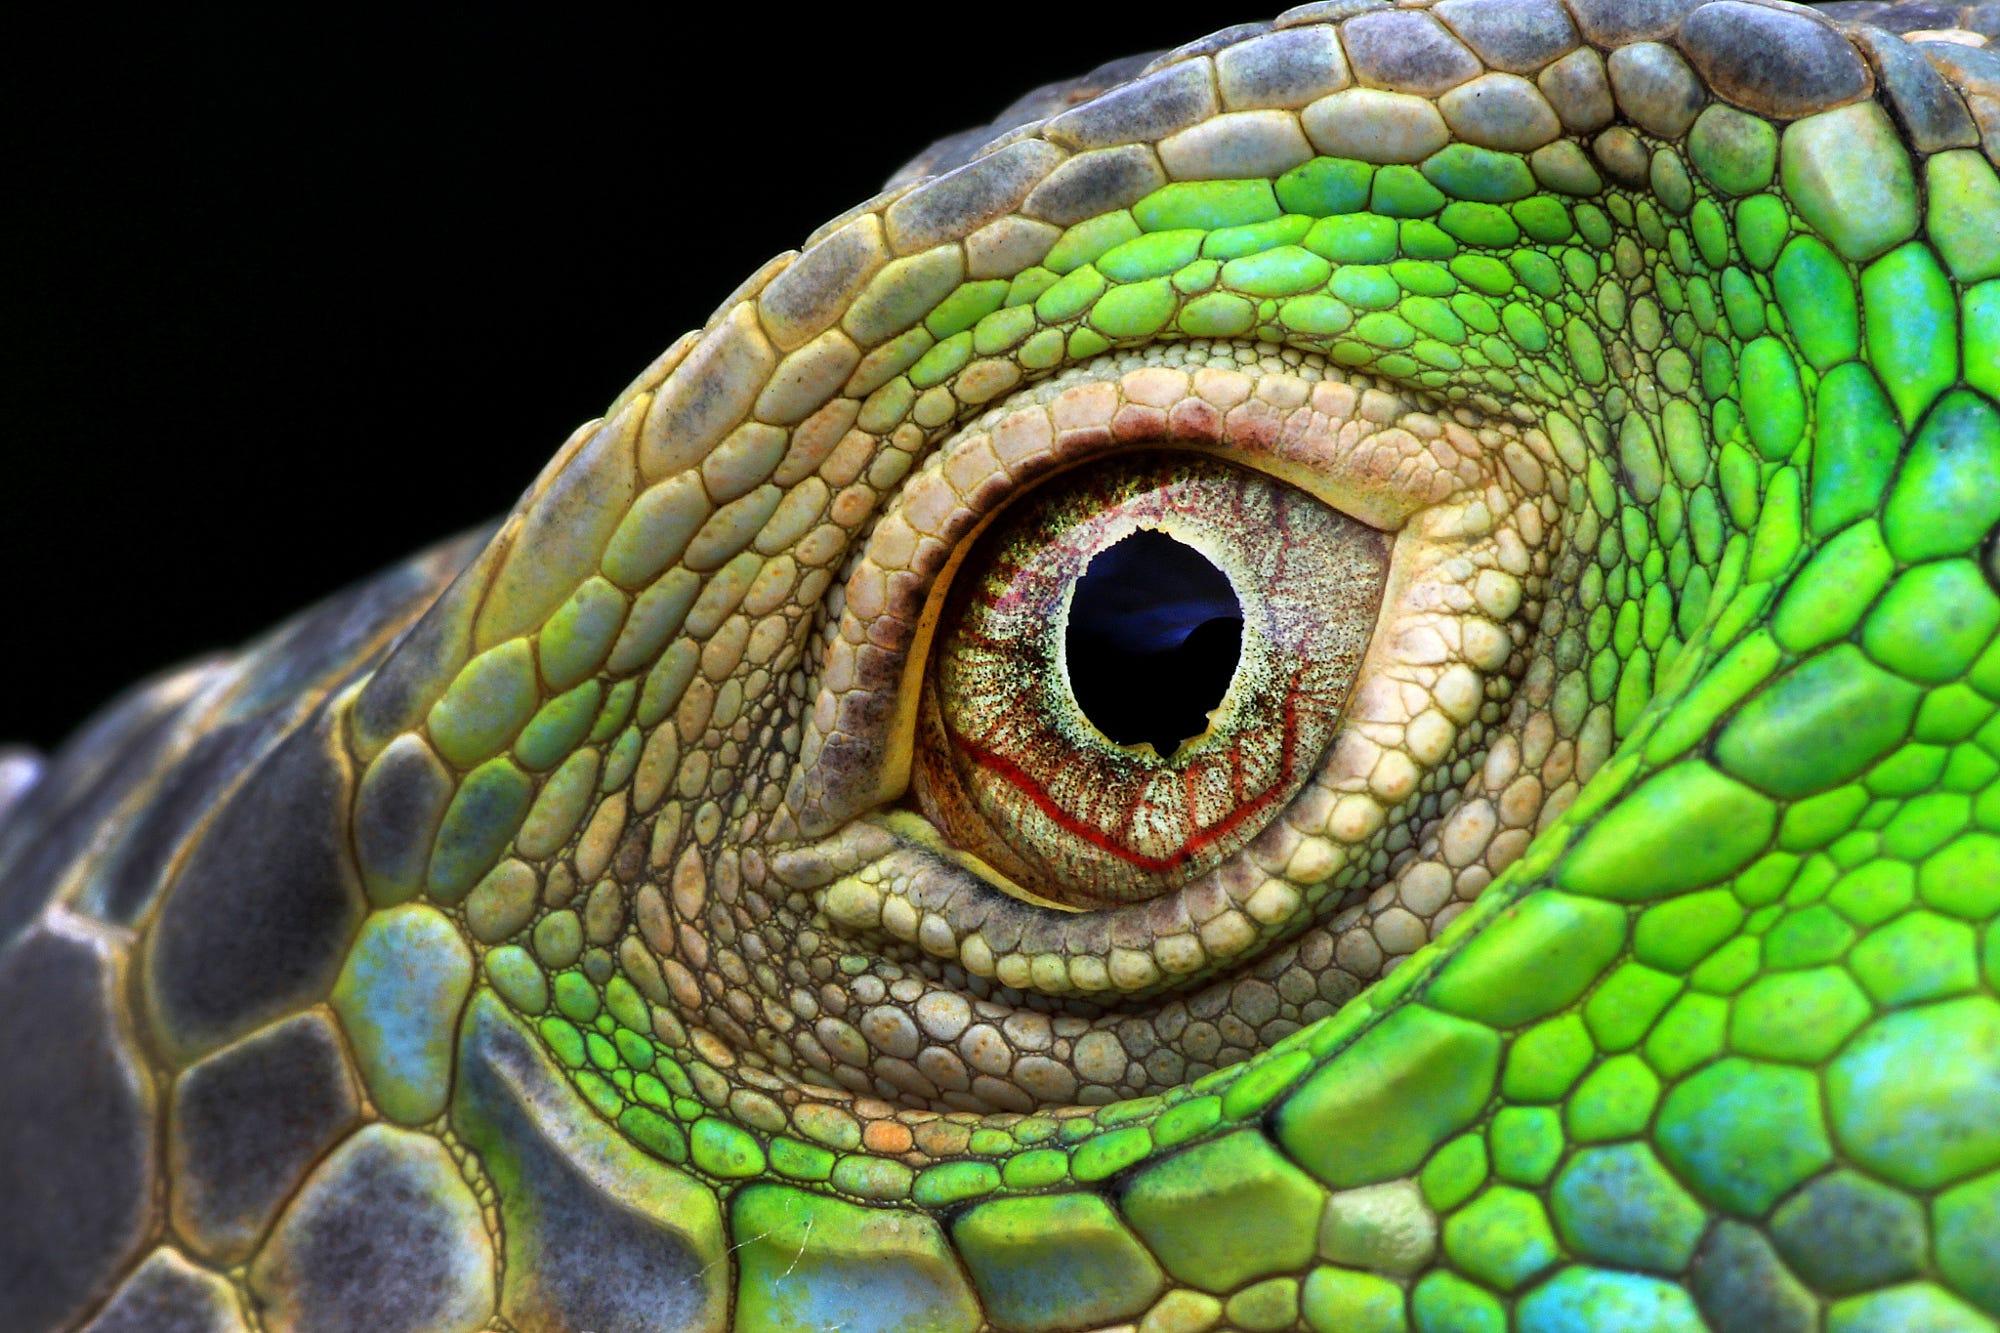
785,349,1537,841
776,367,1552,1002
866,809,1086,915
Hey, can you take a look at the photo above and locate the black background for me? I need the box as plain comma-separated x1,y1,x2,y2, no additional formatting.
2,5,1258,749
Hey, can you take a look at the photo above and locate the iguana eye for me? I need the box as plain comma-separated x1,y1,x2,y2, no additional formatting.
784,348,1550,1018
913,453,1390,907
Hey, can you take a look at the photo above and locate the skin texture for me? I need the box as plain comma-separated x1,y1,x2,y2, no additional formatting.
5,1,2000,1329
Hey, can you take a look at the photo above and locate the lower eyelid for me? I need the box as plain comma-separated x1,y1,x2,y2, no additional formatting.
800,828,1224,1000
872,809,1087,915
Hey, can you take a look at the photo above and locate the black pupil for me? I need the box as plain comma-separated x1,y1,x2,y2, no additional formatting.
1065,529,1244,757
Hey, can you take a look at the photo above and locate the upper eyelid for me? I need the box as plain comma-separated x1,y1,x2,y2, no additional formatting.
785,347,1554,842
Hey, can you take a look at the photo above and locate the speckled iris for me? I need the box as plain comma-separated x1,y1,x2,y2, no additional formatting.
916,452,1390,907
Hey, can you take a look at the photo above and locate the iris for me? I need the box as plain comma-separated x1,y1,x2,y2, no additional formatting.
1065,528,1242,756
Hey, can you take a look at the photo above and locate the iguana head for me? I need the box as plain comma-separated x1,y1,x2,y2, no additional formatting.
73,2,2000,1329
345,38,1592,1125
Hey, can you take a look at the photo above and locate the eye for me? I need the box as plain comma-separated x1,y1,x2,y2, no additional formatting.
787,349,1541,1017
912,452,1391,907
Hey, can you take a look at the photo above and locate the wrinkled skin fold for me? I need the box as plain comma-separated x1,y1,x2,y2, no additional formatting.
6,1,2000,1329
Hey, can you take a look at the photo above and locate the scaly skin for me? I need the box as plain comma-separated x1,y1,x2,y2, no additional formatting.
5,2,2000,1329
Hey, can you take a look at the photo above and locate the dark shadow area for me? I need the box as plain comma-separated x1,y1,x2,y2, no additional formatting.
0,4,1264,748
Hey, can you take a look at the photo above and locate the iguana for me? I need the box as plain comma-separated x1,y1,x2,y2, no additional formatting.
6,2,2000,1329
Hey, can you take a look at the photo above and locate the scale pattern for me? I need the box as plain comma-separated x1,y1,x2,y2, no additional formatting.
4,1,2000,1329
